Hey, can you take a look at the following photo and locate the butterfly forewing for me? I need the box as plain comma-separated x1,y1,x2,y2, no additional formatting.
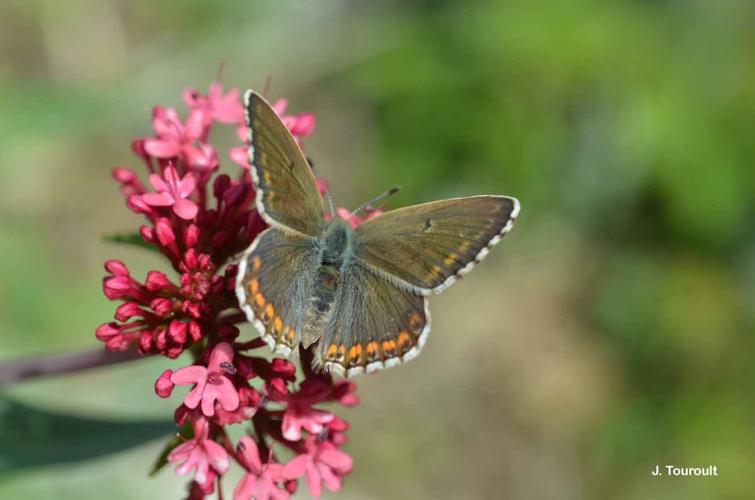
316,261,428,376
244,91,324,237
354,195,519,294
236,228,320,355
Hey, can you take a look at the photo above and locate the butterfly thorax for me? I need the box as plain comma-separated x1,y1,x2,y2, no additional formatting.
320,218,354,266
301,219,355,348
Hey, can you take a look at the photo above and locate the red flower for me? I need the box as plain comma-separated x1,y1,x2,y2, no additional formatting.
96,81,360,498
234,437,289,500
283,437,353,499
171,342,240,417
168,417,230,486
141,165,199,220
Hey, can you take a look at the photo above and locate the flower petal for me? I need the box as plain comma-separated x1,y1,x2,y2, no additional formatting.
306,464,323,499
281,413,302,441
141,192,174,207
173,198,199,220
201,386,217,416
290,114,316,137
178,173,196,198
144,138,180,158
215,377,240,412
237,436,262,473
209,342,235,370
167,441,195,463
203,439,230,474
229,147,250,168
185,109,207,139
171,365,207,385
318,462,343,492
233,473,256,500
282,454,310,480
272,99,288,116
148,173,168,192
318,448,353,473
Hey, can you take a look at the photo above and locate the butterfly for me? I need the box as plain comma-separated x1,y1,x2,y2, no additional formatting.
236,90,520,377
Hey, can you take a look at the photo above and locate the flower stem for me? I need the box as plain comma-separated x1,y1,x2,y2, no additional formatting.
0,348,144,386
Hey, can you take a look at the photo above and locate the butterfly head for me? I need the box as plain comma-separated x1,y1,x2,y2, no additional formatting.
320,217,354,266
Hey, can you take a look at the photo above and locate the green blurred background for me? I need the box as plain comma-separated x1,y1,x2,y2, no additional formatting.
1,1,754,498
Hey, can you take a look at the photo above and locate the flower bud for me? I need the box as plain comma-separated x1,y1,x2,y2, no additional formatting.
155,369,175,398
115,302,142,322
145,270,173,292
155,218,176,245
104,259,130,277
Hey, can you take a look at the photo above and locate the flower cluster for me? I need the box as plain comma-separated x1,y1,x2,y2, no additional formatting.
97,81,356,499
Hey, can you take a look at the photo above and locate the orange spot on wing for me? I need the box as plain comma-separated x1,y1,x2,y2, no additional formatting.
284,327,295,345
274,317,283,334
443,253,458,266
326,344,338,361
348,344,363,366
249,278,259,294
251,256,262,272
366,341,379,361
397,331,411,353
429,265,443,280
408,312,424,333
264,303,274,321
254,293,265,308
336,344,345,362
382,340,397,357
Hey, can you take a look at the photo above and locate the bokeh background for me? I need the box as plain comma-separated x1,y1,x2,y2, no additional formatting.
1,1,754,498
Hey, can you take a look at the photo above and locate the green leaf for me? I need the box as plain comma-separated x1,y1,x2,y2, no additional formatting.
102,232,159,253
0,395,175,472
150,421,192,476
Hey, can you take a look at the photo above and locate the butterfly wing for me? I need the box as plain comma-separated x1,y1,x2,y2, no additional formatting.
354,195,520,294
315,260,429,377
244,90,324,237
236,227,320,356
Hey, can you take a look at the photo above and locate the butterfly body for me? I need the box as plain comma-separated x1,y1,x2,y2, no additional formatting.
237,90,520,376
301,218,355,347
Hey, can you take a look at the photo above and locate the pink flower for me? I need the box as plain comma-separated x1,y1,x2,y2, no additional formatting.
266,378,335,441
168,417,230,486
234,437,289,500
171,342,240,416
272,99,316,137
184,81,244,125
143,107,217,171
283,437,353,499
141,165,199,220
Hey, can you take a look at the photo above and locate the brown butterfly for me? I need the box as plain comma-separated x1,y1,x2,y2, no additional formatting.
236,91,520,376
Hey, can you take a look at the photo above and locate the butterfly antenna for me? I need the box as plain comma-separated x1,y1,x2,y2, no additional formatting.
351,186,400,216
325,189,336,218
215,61,226,82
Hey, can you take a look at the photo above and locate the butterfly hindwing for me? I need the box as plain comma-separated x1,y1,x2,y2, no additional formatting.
244,90,324,237
354,195,519,294
315,261,429,376
236,227,320,356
